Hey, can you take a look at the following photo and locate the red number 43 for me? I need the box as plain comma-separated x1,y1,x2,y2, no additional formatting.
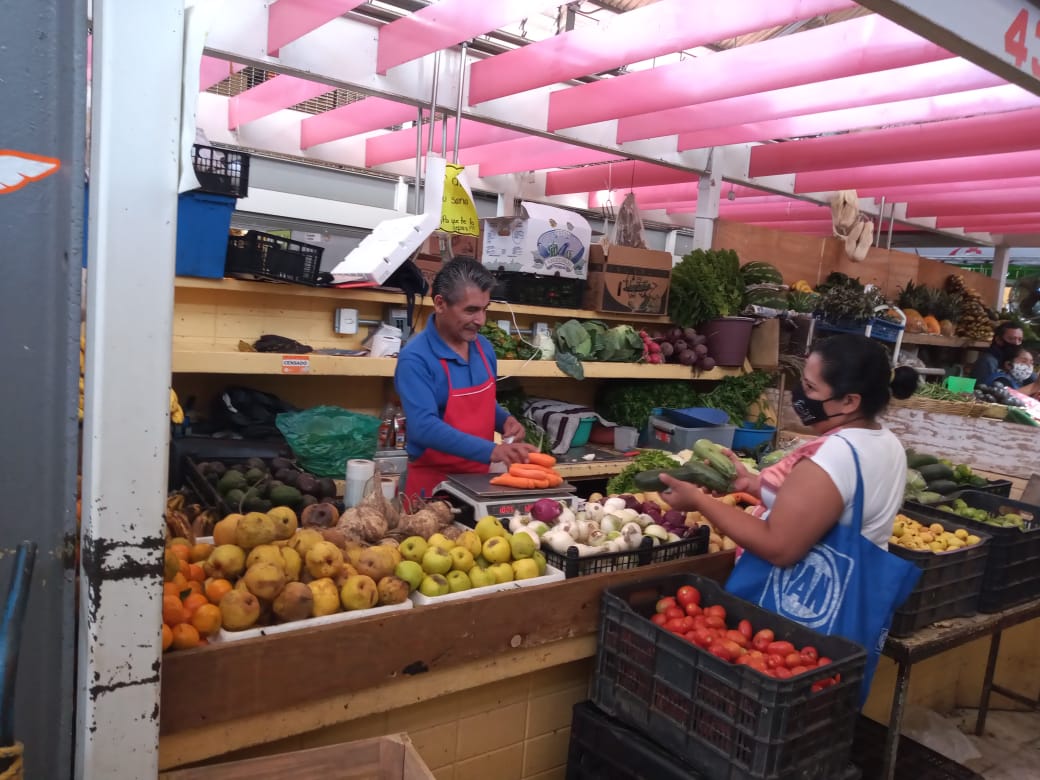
1004,8,1040,76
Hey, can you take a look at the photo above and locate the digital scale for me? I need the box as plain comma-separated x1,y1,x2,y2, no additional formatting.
434,473,579,526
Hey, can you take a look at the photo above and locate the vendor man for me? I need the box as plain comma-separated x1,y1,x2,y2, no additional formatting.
971,322,1025,381
395,257,535,497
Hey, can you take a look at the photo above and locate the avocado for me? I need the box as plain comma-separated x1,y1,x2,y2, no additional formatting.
318,478,337,498
208,461,227,477
246,457,268,471
244,467,266,483
270,457,294,472
296,474,319,496
300,494,318,508
270,485,303,508
217,470,247,494
274,468,298,486
224,488,246,509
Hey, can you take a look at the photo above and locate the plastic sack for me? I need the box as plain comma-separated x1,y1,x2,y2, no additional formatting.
612,192,648,249
275,405,381,478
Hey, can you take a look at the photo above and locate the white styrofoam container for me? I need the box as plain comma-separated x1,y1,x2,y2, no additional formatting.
210,599,413,643
408,563,565,606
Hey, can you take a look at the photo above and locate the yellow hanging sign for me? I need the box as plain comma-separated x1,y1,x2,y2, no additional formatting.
440,163,480,237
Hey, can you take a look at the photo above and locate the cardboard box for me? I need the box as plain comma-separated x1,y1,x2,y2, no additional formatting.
161,733,435,779
482,202,591,279
749,317,780,370
584,244,672,315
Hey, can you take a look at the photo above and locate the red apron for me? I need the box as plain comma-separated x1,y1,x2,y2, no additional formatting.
404,340,497,499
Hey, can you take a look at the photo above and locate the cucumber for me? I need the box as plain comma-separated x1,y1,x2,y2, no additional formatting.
632,463,731,494
906,452,940,469
918,463,955,483
926,480,961,497
693,438,737,480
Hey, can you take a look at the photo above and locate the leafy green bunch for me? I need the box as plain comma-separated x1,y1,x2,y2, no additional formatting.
668,249,745,327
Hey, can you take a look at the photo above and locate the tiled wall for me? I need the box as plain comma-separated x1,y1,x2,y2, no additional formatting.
213,658,594,780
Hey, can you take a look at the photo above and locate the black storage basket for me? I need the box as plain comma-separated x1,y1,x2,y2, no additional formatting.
850,715,983,779
225,230,323,285
545,525,710,578
490,270,584,309
190,143,250,198
591,574,866,780
905,491,1040,612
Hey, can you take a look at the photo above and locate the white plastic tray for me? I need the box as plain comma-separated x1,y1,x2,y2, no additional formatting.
408,563,565,606
210,599,413,643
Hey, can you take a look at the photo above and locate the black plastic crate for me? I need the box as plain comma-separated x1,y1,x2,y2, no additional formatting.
568,702,861,780
490,269,585,309
888,508,992,637
975,479,1013,498
592,574,866,780
905,491,1040,613
850,715,982,779
190,143,250,198
226,230,323,285
546,525,710,578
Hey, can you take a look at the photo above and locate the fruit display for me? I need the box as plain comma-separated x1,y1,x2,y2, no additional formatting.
930,497,1031,529
946,274,995,341
889,514,982,552
974,383,1028,407
897,280,961,336
165,492,221,541
647,326,716,371
195,456,336,514
649,584,841,688
904,448,991,503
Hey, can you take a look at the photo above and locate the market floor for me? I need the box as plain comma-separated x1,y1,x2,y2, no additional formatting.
952,707,1040,779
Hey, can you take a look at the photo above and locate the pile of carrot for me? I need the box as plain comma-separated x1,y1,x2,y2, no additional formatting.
490,453,564,489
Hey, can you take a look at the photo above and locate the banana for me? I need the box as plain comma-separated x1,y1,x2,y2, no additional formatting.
166,493,186,513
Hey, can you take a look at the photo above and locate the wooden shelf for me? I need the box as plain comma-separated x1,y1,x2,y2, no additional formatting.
174,276,669,325
172,350,747,380
901,333,990,349
554,459,631,479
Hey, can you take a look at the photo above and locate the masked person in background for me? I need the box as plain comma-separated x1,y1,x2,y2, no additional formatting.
983,345,1039,396
659,335,922,702
395,257,535,499
972,322,1025,382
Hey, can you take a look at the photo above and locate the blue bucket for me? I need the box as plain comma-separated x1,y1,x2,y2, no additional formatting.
660,407,730,428
731,422,776,452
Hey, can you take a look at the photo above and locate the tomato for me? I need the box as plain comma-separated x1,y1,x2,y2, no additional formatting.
655,596,677,614
720,640,745,658
765,654,783,669
725,630,750,648
692,630,713,648
664,618,685,633
683,630,699,643
749,658,768,673
816,656,832,667
680,616,696,633
665,606,685,621
676,585,701,607
752,629,775,652
704,604,727,621
789,665,809,676
734,653,754,666
692,615,708,630
785,652,803,669
811,680,827,693
650,613,668,627
773,666,793,679
705,615,726,630
737,619,753,640
766,641,796,657
709,644,734,662
800,646,818,663
684,602,703,617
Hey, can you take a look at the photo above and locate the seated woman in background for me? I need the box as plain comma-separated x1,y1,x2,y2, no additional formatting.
984,346,1039,396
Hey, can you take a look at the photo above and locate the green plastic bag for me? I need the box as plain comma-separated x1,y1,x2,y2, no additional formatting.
275,405,382,477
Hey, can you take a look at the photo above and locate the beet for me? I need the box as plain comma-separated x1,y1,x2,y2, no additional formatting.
678,350,697,366
663,509,686,526
673,339,687,352
682,327,698,342
659,341,674,357
623,495,642,511
700,356,716,370
668,327,683,341
694,343,708,356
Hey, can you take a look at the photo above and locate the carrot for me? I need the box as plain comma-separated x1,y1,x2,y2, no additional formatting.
726,492,761,507
542,471,564,488
490,474,550,490
509,464,554,480
527,453,557,468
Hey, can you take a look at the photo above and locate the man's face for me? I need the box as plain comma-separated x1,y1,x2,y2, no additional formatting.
999,328,1024,347
434,284,490,344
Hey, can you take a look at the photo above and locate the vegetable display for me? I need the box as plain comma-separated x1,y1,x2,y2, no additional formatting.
633,438,738,495
479,322,539,360
904,448,990,503
890,514,982,551
930,497,1031,529
606,449,683,495
668,248,744,327
648,326,716,370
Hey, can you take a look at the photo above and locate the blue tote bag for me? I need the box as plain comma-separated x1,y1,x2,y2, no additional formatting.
726,436,921,703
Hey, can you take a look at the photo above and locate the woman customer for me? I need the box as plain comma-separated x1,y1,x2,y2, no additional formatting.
660,334,922,700
983,345,1039,395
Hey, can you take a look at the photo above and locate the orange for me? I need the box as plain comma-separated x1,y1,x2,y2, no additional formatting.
187,563,206,583
191,604,222,637
171,572,189,591
205,578,233,604
189,543,214,563
161,623,173,652
170,622,200,650
182,593,208,617
168,543,191,562
185,581,203,597
178,558,191,578
162,594,186,626
163,582,182,598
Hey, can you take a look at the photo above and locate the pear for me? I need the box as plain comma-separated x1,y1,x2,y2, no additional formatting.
333,563,360,589
234,512,278,550
289,528,325,559
243,562,286,601
305,541,344,579
246,544,286,571
212,514,242,546
308,578,341,617
355,546,395,582
205,544,246,580
376,576,410,606
320,528,349,549
455,530,483,558
272,581,314,623
340,575,379,611
219,590,261,631
267,506,298,540
279,546,303,581
344,543,365,569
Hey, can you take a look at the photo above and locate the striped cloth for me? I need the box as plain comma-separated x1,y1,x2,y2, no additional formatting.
523,398,615,455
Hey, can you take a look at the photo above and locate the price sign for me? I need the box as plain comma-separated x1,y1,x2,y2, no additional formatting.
1004,7,1040,75
281,356,310,374
440,163,481,237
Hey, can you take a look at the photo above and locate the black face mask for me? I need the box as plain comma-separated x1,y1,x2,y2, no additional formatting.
791,382,841,426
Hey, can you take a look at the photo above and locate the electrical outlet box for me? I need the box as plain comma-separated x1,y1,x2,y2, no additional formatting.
334,308,359,335
387,307,409,334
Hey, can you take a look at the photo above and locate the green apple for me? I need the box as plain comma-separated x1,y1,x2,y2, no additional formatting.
449,546,475,572
427,532,455,551
483,536,512,564
475,516,506,543
468,567,497,588
489,562,514,584
456,530,483,557
394,560,424,592
532,550,547,576
474,555,491,570
446,570,472,593
418,574,450,597
399,536,428,564
421,546,453,575
512,558,540,580
509,532,536,560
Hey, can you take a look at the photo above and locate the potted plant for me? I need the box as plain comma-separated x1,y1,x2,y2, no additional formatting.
668,248,753,366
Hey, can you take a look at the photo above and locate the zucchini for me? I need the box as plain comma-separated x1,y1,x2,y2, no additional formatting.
906,451,940,469
918,463,955,483
693,438,737,480
926,479,961,497
632,463,731,494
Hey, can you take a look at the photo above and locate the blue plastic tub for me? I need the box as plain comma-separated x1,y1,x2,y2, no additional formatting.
570,417,596,447
175,191,236,278
731,422,777,452
661,407,730,429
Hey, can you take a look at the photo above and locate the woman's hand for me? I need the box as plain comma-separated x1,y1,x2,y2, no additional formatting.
723,449,761,497
658,473,710,512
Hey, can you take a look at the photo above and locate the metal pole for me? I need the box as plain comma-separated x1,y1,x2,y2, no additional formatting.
886,202,896,249
441,114,448,160
414,108,423,213
453,43,468,164
426,51,441,156
876,196,886,247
